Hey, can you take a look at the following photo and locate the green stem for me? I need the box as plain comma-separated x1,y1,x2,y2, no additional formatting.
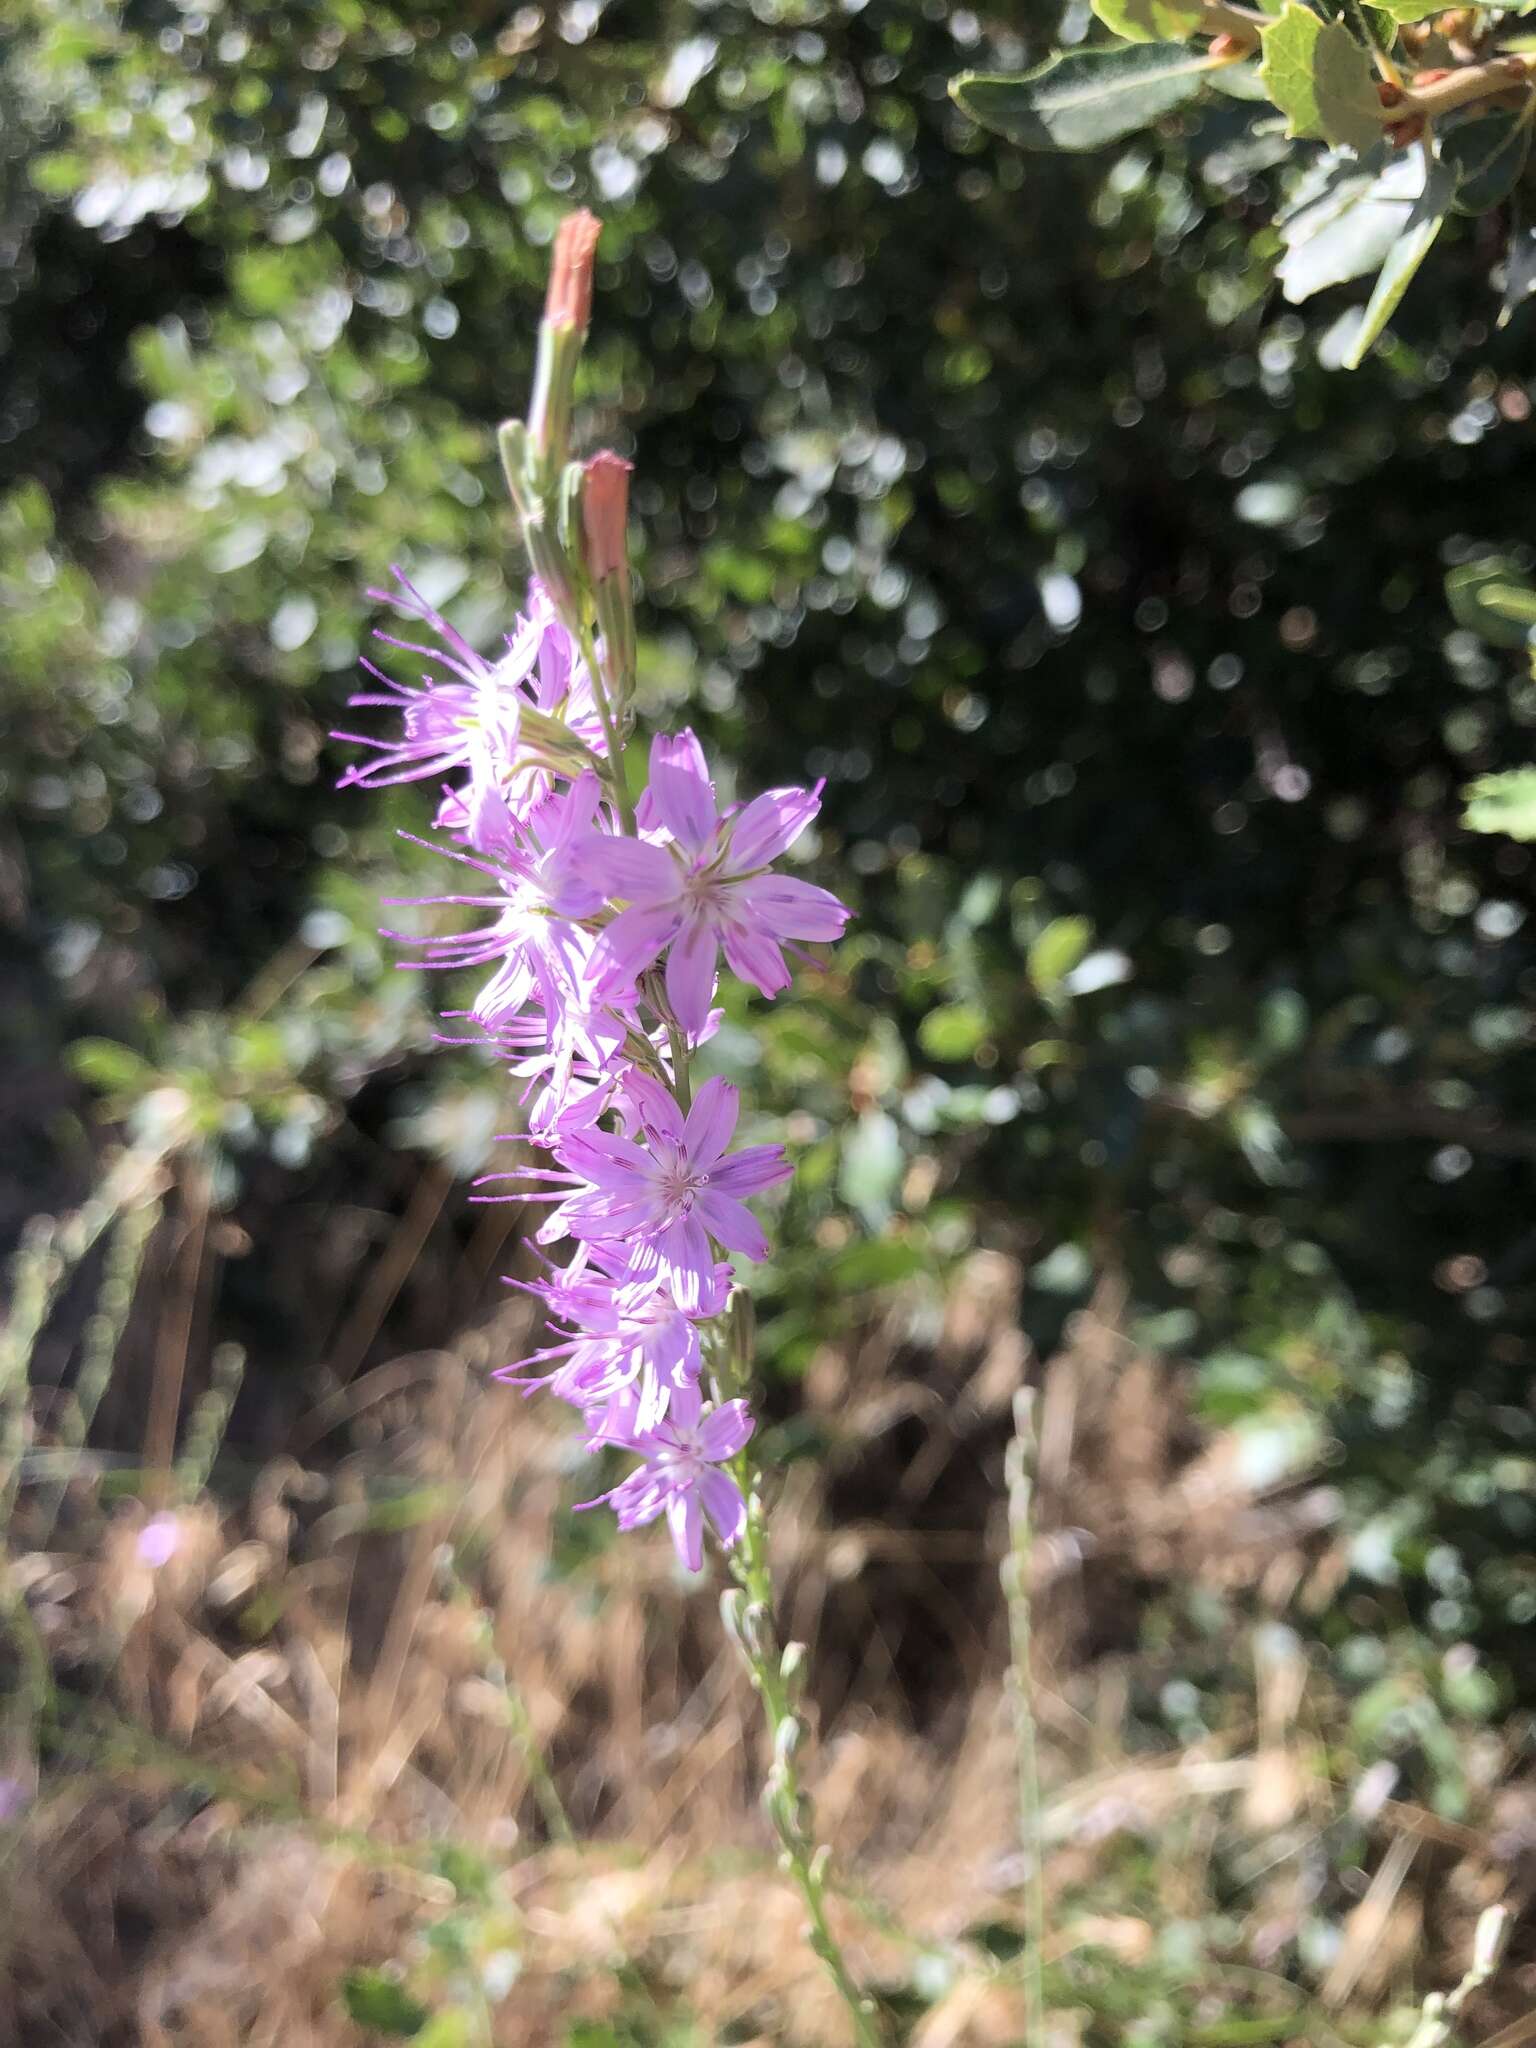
725,1491,884,2048
1003,1388,1047,2047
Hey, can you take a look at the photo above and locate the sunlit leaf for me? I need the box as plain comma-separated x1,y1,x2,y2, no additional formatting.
1442,107,1532,216
1343,156,1456,366
1091,0,1209,43
950,45,1214,152
1027,916,1094,995
1463,769,1536,840
1259,2,1382,150
1446,557,1536,647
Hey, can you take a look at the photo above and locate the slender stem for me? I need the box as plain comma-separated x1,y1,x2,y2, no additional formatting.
726,1492,884,2048
1003,1388,1047,2048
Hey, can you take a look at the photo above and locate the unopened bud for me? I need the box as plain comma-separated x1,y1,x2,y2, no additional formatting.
1409,66,1451,87
1387,114,1426,147
1377,79,1405,107
544,209,601,333
1207,32,1250,60
581,452,632,583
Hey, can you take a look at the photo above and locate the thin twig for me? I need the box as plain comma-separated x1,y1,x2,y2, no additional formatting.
1003,1386,1047,2048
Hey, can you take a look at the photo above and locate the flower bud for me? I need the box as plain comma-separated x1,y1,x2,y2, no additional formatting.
529,211,602,468
544,209,601,334
581,452,632,583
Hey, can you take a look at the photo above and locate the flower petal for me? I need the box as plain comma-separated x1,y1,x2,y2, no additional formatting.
726,784,821,871
569,830,679,905
665,914,719,1037
720,921,791,1000
695,1188,769,1260
699,1467,747,1548
647,729,718,853
707,1143,792,1197
667,1488,705,1571
737,873,850,941
682,1076,740,1170
698,1397,755,1462
594,903,683,991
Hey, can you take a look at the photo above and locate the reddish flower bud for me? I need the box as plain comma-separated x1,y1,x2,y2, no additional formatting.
582,452,633,581
1377,79,1405,107
1208,32,1250,60
1387,114,1427,147
545,209,602,333
1409,66,1451,87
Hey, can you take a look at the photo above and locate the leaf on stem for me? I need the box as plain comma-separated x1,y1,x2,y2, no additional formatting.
1343,154,1456,365
1276,147,1417,302
1441,106,1533,215
1446,557,1536,647
1463,769,1536,840
1498,204,1536,325
1091,0,1210,44
1260,2,1383,150
949,44,1215,152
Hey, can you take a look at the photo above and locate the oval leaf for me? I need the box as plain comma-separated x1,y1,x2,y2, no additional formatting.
1463,769,1536,840
950,45,1214,153
1092,0,1209,42
1446,557,1536,647
1442,108,1532,216
1277,150,1424,304
1343,155,1456,367
1027,915,1094,995
1260,3,1382,151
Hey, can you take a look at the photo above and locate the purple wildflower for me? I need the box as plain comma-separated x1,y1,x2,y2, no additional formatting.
136,1512,181,1569
529,1074,791,1308
580,1377,754,1571
572,729,851,1035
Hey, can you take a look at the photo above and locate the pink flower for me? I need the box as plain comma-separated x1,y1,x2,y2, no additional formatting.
525,1074,791,1308
572,729,850,1036
581,1377,753,1571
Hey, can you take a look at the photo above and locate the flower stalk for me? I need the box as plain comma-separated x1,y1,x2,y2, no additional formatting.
339,208,868,2030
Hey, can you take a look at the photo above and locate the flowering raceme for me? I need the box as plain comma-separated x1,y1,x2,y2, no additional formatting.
337,215,850,1572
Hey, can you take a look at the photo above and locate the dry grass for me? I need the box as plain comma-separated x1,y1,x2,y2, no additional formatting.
3,1244,1534,2046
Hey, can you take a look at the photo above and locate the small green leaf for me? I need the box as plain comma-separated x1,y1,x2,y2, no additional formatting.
1446,557,1536,647
1463,769,1536,840
1369,0,1449,17
950,45,1215,153
1260,3,1382,150
838,1110,903,1227
1027,915,1093,995
1499,206,1536,327
341,1969,428,2035
1343,155,1456,366
1276,149,1420,304
415,2017,475,2048
1442,108,1532,216
917,1001,989,1061
67,1038,155,1095
1091,0,1209,43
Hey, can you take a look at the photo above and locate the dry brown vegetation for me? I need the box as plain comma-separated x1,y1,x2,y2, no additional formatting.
4,1233,1535,2047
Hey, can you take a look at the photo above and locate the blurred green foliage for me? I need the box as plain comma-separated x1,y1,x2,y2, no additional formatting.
4,0,1536,1741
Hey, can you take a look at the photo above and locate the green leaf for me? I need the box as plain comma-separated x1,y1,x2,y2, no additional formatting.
1442,108,1532,216
67,1037,155,1095
1447,557,1536,646
1091,0,1209,43
1343,155,1456,366
949,45,1215,153
1499,206,1536,326
1368,0,1448,17
917,1001,989,1061
1260,2,1382,150
341,1969,428,2035
1207,59,1272,100
1463,769,1536,840
415,2017,475,2048
838,1110,903,1227
1027,915,1094,994
1276,149,1421,303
